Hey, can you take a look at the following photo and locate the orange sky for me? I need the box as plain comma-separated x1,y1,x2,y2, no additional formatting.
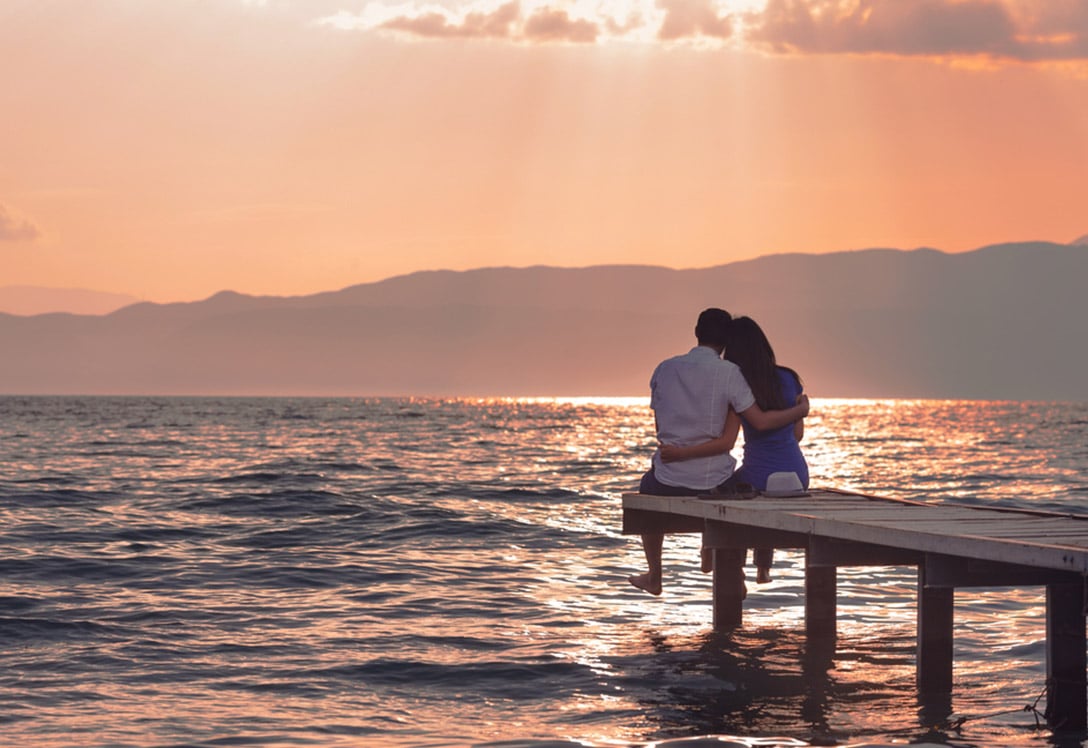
2,0,1087,303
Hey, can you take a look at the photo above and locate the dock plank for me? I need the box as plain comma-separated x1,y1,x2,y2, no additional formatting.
622,491,1088,573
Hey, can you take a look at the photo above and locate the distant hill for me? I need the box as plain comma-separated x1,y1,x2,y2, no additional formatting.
1072,234,1088,246
0,286,141,316
1,241,1086,399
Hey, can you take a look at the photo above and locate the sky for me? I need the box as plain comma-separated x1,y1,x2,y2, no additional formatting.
2,0,1088,304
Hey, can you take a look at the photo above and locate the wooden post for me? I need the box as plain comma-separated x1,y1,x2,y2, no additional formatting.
1045,581,1087,730
712,548,746,629
917,691,953,734
805,551,837,641
917,561,954,693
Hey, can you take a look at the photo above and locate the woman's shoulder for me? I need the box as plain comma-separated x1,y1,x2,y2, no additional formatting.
777,366,802,392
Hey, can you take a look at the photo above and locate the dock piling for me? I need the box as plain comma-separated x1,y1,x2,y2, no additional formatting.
804,555,837,641
917,560,954,693
1045,581,1087,730
711,548,746,628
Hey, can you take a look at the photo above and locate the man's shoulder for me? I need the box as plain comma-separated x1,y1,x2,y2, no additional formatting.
653,353,744,392
655,349,740,372
652,349,695,375
654,351,690,368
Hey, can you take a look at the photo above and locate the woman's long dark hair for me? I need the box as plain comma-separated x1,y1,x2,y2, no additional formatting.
724,316,800,412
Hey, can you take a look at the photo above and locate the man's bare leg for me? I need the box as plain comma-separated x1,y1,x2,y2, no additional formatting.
628,532,664,595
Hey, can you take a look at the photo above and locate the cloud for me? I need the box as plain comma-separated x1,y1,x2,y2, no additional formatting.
657,0,732,41
746,0,1088,62
315,0,1088,61
324,0,601,43
0,203,41,243
524,8,599,43
319,0,684,44
379,0,520,38
1006,1,1088,61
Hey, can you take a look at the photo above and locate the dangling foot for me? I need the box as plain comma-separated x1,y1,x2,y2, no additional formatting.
756,566,772,584
701,547,714,573
628,573,662,596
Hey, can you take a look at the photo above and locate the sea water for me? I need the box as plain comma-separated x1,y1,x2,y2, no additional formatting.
1,396,1087,747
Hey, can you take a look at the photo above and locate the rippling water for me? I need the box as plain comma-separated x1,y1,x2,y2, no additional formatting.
1,396,1087,747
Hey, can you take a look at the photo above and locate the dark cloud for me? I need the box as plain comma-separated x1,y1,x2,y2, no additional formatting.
0,204,40,242
523,9,598,43
747,0,1088,62
1023,0,1088,36
1009,1,1088,60
656,0,732,41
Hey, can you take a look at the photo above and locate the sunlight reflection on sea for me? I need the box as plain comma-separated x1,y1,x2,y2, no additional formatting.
0,396,1085,747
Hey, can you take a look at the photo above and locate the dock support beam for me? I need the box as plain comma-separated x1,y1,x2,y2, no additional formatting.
711,548,746,629
805,553,837,641
917,562,954,693
1045,581,1086,730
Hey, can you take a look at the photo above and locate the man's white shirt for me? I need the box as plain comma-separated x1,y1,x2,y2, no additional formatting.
650,346,756,490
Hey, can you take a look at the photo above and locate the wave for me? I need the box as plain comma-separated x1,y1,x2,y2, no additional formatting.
0,396,1084,748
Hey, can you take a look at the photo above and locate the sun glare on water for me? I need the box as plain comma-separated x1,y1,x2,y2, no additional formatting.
517,396,649,407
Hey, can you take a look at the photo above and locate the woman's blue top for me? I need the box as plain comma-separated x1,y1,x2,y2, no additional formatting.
736,367,809,490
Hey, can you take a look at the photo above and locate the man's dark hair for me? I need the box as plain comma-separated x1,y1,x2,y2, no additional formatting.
695,308,732,347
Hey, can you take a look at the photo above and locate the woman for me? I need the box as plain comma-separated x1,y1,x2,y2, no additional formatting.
661,316,808,582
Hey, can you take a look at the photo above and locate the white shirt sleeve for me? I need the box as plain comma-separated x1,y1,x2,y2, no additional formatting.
726,366,756,414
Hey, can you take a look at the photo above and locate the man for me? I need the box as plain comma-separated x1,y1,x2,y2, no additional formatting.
628,308,809,595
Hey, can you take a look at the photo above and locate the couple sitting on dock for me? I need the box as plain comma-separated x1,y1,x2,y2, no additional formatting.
629,308,810,596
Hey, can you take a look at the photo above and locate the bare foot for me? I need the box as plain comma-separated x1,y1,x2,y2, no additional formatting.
756,567,772,584
628,573,662,596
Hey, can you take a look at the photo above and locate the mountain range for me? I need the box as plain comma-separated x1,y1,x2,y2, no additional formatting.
2,241,1086,399
0,286,141,316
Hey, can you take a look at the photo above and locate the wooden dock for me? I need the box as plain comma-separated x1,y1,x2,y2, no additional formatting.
622,488,1088,730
